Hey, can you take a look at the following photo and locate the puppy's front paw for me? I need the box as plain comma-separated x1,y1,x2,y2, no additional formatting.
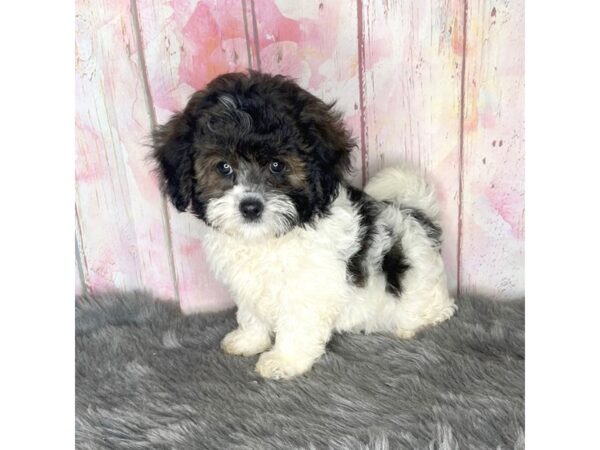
395,328,417,340
221,328,271,357
255,350,312,380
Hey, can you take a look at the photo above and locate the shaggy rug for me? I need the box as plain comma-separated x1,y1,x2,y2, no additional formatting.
76,292,524,450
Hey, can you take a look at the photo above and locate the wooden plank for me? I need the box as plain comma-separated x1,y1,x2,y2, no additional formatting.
358,0,465,293
75,265,84,296
459,0,524,299
249,0,364,186
135,0,252,312
75,237,85,296
75,212,87,296
75,0,176,299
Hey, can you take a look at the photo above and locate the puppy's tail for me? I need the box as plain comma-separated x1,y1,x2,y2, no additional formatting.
364,166,440,220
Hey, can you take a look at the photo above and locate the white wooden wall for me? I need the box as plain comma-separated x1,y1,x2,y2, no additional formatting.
75,0,524,311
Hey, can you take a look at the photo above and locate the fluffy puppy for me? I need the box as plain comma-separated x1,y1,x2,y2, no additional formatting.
152,71,456,379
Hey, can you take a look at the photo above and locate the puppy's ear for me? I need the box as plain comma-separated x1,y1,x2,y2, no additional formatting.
152,74,245,212
152,111,197,212
293,89,356,205
298,96,354,179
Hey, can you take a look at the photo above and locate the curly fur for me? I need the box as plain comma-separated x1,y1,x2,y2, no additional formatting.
152,71,456,379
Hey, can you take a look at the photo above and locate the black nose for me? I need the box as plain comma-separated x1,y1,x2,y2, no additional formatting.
239,198,264,220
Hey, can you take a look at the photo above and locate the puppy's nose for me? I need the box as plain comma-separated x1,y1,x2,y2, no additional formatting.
239,198,264,220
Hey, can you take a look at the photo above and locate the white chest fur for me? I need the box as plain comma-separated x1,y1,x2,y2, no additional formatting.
201,191,362,326
201,183,454,340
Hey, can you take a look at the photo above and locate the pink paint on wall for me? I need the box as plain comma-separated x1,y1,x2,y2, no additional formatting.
75,0,525,306
75,0,176,300
140,0,250,122
460,0,524,299
75,122,107,183
178,2,249,91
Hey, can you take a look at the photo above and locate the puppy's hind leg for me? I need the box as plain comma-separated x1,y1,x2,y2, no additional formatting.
392,281,456,340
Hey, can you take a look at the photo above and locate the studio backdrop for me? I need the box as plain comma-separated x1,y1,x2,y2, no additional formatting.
75,0,524,311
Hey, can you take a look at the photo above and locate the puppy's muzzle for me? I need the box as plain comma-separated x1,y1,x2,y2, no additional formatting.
239,197,264,221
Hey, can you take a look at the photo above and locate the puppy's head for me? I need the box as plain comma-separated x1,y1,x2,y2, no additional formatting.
152,72,354,240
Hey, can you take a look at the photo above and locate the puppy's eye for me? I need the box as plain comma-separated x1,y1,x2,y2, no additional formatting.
216,161,233,176
269,160,285,174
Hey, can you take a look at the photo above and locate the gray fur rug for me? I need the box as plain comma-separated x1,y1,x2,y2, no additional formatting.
76,292,524,450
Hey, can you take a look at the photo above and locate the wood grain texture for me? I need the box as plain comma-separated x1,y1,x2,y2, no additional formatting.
74,0,525,305
459,0,524,299
75,265,84,296
75,0,176,299
135,0,252,311
75,237,86,296
358,0,465,293
75,211,87,296
249,0,364,186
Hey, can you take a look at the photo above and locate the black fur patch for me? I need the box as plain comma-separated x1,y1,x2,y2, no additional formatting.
402,207,442,249
345,185,379,287
345,186,415,296
381,239,410,296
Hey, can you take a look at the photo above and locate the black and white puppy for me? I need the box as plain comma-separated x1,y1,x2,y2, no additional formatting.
152,72,456,379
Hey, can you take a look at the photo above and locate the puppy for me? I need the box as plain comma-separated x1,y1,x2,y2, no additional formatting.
152,71,456,379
